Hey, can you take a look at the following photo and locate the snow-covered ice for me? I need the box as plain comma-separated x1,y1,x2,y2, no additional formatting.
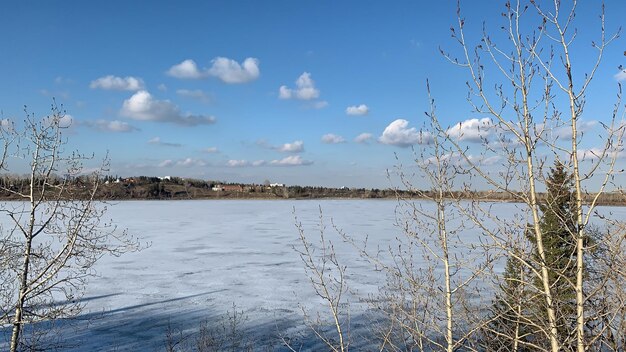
2,200,400,351
3,199,624,351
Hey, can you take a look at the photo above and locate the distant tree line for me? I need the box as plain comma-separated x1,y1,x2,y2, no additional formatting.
1,174,626,204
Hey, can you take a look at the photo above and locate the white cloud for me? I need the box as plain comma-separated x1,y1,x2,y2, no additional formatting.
279,72,320,100
481,155,502,165
446,118,493,142
346,104,369,116
270,155,313,166
167,57,260,83
59,114,73,128
90,75,144,91
176,89,212,103
577,147,626,161
84,119,138,132
148,137,182,147
158,158,207,168
208,57,260,83
277,140,304,153
167,59,205,79
354,132,373,144
202,147,219,153
554,120,598,140
177,158,207,167
321,133,346,144
252,160,267,166
278,86,292,99
157,83,167,91
227,160,249,167
615,70,626,81
43,114,73,128
0,118,14,132
379,119,432,147
121,90,216,126
257,139,305,153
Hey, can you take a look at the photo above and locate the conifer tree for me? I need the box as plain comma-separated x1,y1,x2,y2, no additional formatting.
531,161,577,341
486,252,534,350
487,161,578,350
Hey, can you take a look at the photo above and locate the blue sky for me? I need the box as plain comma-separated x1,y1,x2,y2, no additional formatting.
0,1,624,188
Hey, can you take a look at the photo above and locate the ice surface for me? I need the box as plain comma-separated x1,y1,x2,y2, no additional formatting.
1,200,399,351
2,199,624,351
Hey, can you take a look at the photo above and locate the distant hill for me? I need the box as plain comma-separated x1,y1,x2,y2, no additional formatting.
1,175,625,205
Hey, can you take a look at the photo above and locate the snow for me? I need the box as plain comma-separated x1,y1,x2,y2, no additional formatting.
2,199,624,351
1,200,400,351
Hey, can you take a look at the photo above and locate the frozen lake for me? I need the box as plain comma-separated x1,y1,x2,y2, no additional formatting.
2,199,625,351
2,200,401,351
81,199,400,351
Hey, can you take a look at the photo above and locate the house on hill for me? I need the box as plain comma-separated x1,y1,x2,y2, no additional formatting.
223,184,244,192
213,184,244,192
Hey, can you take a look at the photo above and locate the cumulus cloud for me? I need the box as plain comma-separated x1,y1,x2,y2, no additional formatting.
446,118,493,142
321,133,346,144
176,89,212,103
379,119,432,147
1,118,14,132
58,114,74,128
279,72,320,100
554,120,597,140
615,70,626,82
577,147,626,161
90,75,144,91
480,155,502,166
148,137,182,147
177,158,207,167
167,57,260,83
121,90,216,126
346,104,369,116
257,139,305,153
277,140,304,153
42,114,73,128
167,59,204,79
83,119,138,132
278,86,292,99
208,57,260,83
354,132,373,144
227,160,249,167
270,155,313,166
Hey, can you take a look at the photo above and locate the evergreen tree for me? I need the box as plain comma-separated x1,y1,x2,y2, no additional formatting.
487,161,578,350
486,251,534,350
531,161,577,341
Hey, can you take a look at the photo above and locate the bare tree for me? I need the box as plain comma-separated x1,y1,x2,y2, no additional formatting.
294,207,350,352
437,0,626,350
0,104,139,351
296,1,625,351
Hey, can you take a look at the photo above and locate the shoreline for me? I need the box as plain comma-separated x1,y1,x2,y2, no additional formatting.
2,195,625,207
